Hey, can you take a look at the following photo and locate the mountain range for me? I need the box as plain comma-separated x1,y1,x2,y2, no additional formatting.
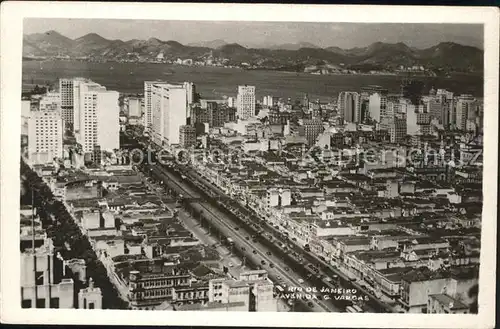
23,30,483,72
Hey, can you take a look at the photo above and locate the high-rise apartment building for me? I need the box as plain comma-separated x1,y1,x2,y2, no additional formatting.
385,101,400,118
151,82,188,145
338,91,361,123
380,113,407,144
227,96,236,108
73,81,104,133
179,125,197,148
402,99,430,136
262,95,274,107
28,107,64,164
391,114,407,143
183,81,196,105
368,92,387,123
59,78,88,129
361,86,388,123
436,89,454,101
456,94,477,131
143,81,159,130
73,81,119,154
127,97,143,117
192,102,236,128
145,81,193,130
425,96,445,123
236,85,256,120
301,119,324,146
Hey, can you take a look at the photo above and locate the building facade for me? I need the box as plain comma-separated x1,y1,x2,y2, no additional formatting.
179,125,197,148
127,97,143,118
59,77,88,129
237,85,256,120
361,86,388,123
73,81,120,154
150,82,188,146
455,94,477,131
39,92,61,111
128,268,195,309
78,278,103,309
208,270,277,312
301,119,324,146
21,237,75,308
28,107,64,164
338,91,361,123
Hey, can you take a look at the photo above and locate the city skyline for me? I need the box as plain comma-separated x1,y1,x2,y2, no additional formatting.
8,2,496,326
23,19,484,49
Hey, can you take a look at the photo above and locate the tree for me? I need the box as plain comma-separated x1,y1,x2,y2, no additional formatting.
468,284,478,313
20,158,128,309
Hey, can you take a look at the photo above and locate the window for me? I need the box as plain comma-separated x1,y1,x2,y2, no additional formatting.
50,297,59,308
36,298,46,308
35,271,44,285
22,299,32,308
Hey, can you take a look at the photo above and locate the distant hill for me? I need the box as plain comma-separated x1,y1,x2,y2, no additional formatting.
188,39,227,48
23,30,74,55
73,33,118,55
22,30,483,72
268,42,320,51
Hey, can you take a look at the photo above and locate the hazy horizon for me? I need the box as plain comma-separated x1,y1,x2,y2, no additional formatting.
23,19,483,49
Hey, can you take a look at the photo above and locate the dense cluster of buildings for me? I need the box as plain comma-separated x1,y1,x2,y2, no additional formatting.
23,78,120,165
26,161,278,311
21,74,483,313
177,83,481,314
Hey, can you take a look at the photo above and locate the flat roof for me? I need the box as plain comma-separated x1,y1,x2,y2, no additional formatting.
429,294,468,310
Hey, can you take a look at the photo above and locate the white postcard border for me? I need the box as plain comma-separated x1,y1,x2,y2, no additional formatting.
1,2,498,328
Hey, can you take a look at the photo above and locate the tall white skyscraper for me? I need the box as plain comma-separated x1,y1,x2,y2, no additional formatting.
28,107,64,164
74,81,106,134
72,81,119,153
338,91,361,123
183,81,195,105
151,82,188,145
236,85,256,120
368,92,387,123
127,97,142,117
59,78,75,108
144,81,157,130
456,94,477,131
402,99,430,136
145,81,192,130
262,95,274,107
59,77,88,128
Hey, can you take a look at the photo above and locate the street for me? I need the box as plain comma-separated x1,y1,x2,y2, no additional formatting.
147,163,339,312
176,207,290,312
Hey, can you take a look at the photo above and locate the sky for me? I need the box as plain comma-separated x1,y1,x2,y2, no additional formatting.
23,18,483,49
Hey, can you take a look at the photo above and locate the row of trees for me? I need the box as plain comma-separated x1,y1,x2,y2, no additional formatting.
20,159,128,309
21,85,49,98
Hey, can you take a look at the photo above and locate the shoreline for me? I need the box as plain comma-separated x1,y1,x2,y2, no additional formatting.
23,58,482,78
22,59,484,99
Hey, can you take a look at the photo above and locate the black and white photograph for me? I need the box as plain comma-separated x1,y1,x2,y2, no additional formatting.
1,2,498,328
